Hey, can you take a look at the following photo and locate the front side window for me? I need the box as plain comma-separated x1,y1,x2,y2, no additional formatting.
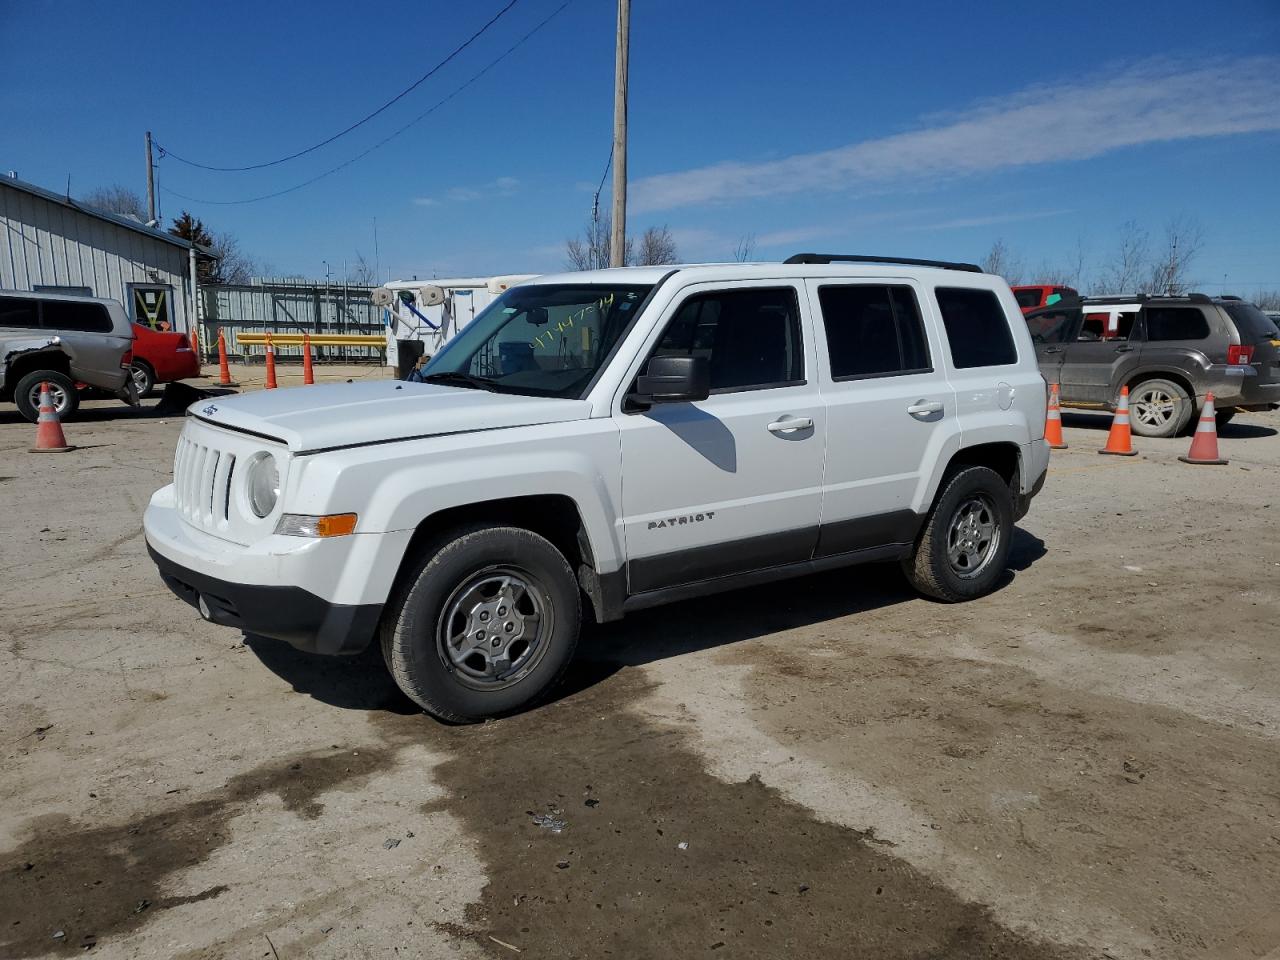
935,287,1018,368
421,283,652,398
818,284,930,379
1025,307,1078,345
649,287,804,393
1143,306,1210,342
0,296,40,329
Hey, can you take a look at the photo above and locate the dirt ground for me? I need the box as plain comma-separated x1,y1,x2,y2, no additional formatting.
2,370,1278,960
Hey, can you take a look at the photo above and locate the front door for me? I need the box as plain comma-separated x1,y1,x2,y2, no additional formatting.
1024,305,1079,387
616,282,825,594
1060,311,1142,404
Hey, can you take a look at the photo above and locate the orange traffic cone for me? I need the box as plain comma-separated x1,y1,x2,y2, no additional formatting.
1045,382,1067,450
30,382,74,453
302,333,315,385
264,333,278,389
216,329,239,388
1179,393,1229,465
1099,385,1138,456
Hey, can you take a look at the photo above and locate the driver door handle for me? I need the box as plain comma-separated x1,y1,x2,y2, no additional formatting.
1115,345,1134,353
1044,346,1064,354
767,416,813,434
907,400,944,419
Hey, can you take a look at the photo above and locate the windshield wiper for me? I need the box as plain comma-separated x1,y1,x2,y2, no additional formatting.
420,371,501,392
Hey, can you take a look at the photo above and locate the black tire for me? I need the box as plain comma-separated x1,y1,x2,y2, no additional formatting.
14,370,79,423
129,360,156,399
381,524,581,723
1128,378,1193,438
903,465,1014,603
1215,408,1236,430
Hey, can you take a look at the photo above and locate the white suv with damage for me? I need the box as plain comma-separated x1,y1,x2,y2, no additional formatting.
144,255,1050,721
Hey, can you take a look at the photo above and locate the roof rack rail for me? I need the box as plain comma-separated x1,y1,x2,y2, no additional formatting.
784,253,983,273
1219,294,1242,301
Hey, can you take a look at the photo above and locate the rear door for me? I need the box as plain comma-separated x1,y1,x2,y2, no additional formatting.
806,279,956,554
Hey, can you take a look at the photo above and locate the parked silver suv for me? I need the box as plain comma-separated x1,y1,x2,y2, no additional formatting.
1025,294,1280,436
0,290,137,421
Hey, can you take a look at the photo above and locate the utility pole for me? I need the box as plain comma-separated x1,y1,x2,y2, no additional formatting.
145,131,156,224
609,0,630,268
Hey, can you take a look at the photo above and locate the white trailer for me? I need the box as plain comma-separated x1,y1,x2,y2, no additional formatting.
373,275,536,375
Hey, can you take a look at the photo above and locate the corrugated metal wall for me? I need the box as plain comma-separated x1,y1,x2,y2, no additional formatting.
201,279,386,363
0,181,192,331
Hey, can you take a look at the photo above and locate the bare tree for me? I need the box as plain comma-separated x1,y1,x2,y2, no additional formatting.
1253,289,1280,311
565,215,632,270
1096,220,1149,294
347,252,376,285
635,225,679,266
1145,216,1204,296
209,231,259,284
81,184,148,220
732,232,757,262
980,239,1024,285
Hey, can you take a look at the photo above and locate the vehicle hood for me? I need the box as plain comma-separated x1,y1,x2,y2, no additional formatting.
188,381,592,452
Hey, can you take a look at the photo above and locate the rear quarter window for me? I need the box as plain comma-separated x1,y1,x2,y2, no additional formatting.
39,299,113,333
935,287,1018,368
1224,303,1280,342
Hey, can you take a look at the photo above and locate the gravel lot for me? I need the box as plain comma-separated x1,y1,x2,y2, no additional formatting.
2,374,1278,960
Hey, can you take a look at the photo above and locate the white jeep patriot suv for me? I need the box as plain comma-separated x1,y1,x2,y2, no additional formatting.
145,255,1049,721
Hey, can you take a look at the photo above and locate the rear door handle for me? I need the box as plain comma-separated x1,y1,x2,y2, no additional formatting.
767,416,813,434
907,400,944,419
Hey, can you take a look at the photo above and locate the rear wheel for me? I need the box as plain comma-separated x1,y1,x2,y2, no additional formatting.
15,370,79,423
903,465,1013,602
381,525,581,722
1129,378,1192,438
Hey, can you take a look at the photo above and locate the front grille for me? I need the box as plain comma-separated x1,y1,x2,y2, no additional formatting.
173,435,236,530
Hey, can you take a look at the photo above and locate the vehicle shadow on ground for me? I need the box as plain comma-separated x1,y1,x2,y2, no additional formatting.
0,387,240,427
243,528,1046,717
1061,410,1278,439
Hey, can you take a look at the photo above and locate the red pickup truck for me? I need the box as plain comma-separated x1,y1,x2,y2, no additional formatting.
1011,284,1078,315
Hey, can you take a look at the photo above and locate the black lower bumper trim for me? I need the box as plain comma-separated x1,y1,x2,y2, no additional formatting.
147,544,381,656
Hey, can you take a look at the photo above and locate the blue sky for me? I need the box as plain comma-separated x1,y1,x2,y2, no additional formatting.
3,0,1279,295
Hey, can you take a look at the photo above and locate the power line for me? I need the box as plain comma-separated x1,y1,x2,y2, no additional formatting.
158,0,524,172
159,1,573,207
591,145,612,220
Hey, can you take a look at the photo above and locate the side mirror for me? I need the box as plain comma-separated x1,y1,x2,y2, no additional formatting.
635,355,710,404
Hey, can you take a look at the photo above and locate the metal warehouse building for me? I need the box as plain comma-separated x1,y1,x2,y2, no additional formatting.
1,173,199,334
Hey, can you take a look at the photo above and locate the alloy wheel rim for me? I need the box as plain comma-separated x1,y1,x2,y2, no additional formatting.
131,365,149,391
28,382,68,414
1132,389,1175,427
436,566,550,690
947,495,999,580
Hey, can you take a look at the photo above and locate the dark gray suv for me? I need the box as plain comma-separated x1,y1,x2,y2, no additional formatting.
1024,294,1280,436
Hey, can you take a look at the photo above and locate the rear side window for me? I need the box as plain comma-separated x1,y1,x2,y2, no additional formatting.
653,287,803,393
0,296,41,329
1144,307,1210,342
935,287,1017,368
39,299,113,333
818,284,930,379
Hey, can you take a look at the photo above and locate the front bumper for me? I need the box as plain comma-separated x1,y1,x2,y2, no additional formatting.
144,485,409,655
149,544,381,654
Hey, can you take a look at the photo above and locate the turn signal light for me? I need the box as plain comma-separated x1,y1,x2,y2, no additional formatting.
1227,344,1255,364
275,513,358,538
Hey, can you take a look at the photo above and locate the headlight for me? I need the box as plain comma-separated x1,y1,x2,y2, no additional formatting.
246,455,280,518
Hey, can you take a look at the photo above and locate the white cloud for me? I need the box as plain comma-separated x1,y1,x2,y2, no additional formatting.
904,209,1073,231
413,176,520,207
631,57,1280,213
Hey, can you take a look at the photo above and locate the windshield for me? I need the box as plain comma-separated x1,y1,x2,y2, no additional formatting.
421,283,653,398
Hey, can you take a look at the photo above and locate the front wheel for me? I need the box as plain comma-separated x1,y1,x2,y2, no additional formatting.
903,465,1014,602
381,525,581,723
15,370,79,423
